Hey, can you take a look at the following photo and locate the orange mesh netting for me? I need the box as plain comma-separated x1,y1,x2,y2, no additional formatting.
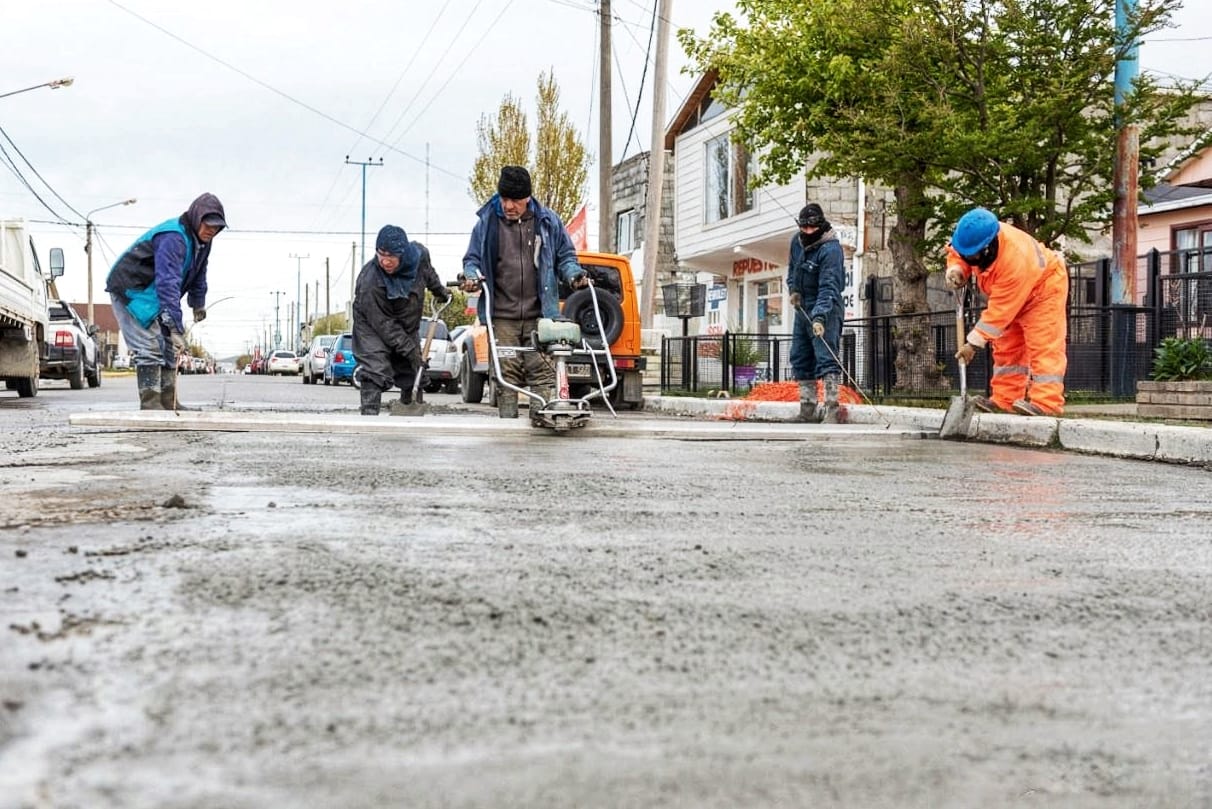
716,381,861,421
745,381,860,404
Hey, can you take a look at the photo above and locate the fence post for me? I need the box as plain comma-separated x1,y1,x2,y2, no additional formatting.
1147,248,1161,352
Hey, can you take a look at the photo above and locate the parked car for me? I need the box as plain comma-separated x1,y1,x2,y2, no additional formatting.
267,350,299,376
40,299,100,390
323,333,358,387
419,317,459,393
301,334,336,385
112,353,131,370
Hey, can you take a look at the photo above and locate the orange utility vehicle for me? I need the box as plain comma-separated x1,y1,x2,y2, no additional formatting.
458,250,645,409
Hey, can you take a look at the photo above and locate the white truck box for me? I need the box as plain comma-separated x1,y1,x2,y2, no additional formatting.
0,218,53,397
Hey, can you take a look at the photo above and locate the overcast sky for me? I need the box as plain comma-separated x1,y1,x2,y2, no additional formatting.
4,0,1212,358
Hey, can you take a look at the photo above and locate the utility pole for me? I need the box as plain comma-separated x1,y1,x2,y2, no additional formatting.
345,156,383,269
639,0,672,329
270,291,285,350
598,0,614,252
350,241,357,314
1111,0,1139,305
325,258,331,320
85,198,137,325
289,253,309,352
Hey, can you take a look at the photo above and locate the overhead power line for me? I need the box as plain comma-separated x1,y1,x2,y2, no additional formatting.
27,218,470,237
104,0,464,182
0,124,84,222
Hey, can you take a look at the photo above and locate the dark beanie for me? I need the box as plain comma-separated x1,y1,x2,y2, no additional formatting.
375,224,411,257
796,203,827,228
497,165,533,199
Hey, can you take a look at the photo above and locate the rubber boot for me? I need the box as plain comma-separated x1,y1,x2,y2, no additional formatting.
360,385,382,416
530,386,555,426
498,390,518,419
160,367,193,411
136,365,163,410
794,380,815,423
818,373,841,424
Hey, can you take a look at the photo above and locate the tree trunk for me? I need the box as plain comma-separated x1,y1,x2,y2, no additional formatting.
888,180,946,392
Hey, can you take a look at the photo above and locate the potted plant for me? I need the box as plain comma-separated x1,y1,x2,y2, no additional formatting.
1136,336,1212,420
728,335,763,390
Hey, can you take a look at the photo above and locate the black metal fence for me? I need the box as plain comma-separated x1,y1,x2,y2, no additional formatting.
661,247,1212,399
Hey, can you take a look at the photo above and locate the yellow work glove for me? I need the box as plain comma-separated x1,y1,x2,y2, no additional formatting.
955,342,976,365
944,267,966,289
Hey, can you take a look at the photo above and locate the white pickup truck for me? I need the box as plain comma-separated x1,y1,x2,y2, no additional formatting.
1,219,62,397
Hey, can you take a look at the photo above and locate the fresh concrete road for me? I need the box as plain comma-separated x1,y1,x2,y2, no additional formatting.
2,374,1211,808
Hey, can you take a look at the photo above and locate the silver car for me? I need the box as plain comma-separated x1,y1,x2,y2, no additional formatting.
419,318,460,394
301,334,337,385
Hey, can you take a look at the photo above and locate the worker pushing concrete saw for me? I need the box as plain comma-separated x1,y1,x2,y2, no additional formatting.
459,165,617,430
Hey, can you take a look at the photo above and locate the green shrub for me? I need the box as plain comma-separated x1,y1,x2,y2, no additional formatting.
1150,336,1212,381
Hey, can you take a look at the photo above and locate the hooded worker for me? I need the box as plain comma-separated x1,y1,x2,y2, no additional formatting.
106,192,226,410
945,207,1069,415
786,202,846,423
351,225,425,416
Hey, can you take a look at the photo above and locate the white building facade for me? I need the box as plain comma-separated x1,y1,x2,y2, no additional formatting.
666,72,879,338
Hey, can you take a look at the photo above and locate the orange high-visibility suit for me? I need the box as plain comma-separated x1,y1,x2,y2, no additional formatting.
946,223,1069,414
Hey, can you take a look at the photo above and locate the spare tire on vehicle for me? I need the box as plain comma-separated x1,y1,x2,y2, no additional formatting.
561,289,624,349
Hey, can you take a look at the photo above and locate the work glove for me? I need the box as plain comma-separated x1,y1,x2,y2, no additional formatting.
460,274,482,293
812,320,825,339
944,266,966,289
789,292,801,308
571,273,590,289
193,307,207,323
955,342,976,365
170,330,188,357
440,289,452,304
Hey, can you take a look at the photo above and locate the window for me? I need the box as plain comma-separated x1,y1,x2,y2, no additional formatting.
705,133,754,224
616,209,636,253
1172,226,1212,328
755,280,783,335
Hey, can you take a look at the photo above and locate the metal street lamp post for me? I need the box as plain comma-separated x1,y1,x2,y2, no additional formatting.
0,77,74,100
85,198,137,325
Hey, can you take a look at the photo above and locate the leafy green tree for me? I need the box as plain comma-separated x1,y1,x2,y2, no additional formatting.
311,313,349,336
469,72,590,223
682,0,1199,391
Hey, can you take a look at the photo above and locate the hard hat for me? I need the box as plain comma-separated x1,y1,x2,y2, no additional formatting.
951,208,1000,257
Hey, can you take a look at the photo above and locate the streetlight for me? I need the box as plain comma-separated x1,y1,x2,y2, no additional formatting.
85,198,137,325
0,77,74,100
289,253,309,352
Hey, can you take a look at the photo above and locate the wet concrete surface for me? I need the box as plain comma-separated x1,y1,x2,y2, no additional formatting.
2,376,1211,808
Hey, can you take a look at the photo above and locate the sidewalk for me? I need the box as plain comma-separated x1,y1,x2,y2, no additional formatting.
643,395,1212,467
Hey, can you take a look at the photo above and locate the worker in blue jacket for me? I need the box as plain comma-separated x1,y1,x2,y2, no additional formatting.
787,202,845,423
460,166,587,422
107,192,225,410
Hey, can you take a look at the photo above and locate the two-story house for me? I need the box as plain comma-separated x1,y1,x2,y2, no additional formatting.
661,71,896,339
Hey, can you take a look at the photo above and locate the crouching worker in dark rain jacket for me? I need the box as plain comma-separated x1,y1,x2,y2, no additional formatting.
353,225,433,416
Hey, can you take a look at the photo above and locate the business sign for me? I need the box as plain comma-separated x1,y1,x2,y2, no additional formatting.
731,257,779,277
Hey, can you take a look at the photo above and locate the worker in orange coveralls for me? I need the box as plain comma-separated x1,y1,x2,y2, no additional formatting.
944,207,1069,416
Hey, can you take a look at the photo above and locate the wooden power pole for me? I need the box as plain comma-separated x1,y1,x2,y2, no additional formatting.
598,0,613,252
639,0,672,329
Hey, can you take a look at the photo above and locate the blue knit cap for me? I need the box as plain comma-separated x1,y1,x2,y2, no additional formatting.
374,225,420,299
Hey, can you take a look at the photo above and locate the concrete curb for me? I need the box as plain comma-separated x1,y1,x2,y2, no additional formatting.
643,396,1212,466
